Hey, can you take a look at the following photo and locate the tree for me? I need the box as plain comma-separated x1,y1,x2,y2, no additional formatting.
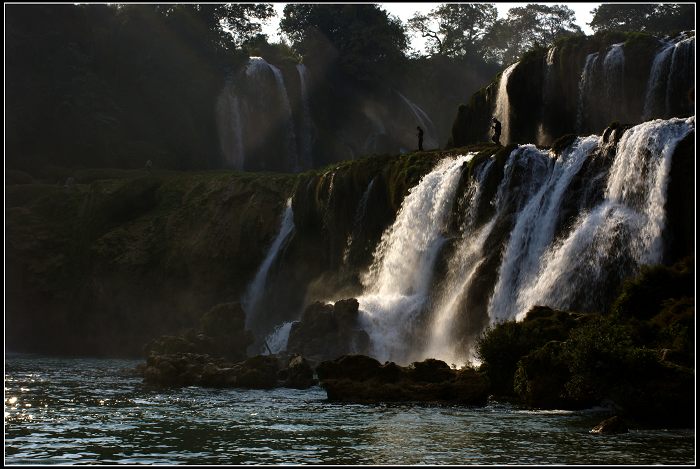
589,3,695,35
484,4,583,65
280,4,408,82
407,4,497,58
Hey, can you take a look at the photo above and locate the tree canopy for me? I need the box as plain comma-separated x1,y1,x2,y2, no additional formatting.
407,4,497,59
589,3,695,35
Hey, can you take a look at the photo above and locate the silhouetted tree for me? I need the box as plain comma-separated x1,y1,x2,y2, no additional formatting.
589,3,695,35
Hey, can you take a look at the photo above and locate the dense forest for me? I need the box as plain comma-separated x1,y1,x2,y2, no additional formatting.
6,3,693,175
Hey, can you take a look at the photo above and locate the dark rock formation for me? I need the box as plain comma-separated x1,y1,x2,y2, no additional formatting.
286,298,370,362
590,416,629,434
316,355,490,405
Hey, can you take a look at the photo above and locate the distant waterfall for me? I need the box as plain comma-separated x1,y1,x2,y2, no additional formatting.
576,52,599,133
537,47,557,146
494,63,518,145
397,91,439,150
665,35,695,118
243,198,295,329
514,117,694,318
297,64,315,170
603,43,625,107
265,61,300,171
343,176,377,266
357,154,474,363
643,42,675,119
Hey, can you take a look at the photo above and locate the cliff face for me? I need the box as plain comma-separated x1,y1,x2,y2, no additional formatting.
6,119,694,360
451,31,695,148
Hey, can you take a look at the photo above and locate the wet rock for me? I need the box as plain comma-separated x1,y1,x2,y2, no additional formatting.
283,355,316,389
286,298,370,361
317,355,490,405
590,416,628,434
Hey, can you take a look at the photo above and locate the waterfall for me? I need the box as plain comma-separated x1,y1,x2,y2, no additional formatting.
665,35,695,118
576,52,599,133
643,42,675,120
266,62,300,172
603,43,625,108
514,117,694,319
494,62,518,145
423,158,496,365
265,321,295,354
216,84,245,170
342,177,377,266
537,46,557,146
296,64,314,170
357,154,475,363
243,198,295,328
397,91,439,150
487,136,599,321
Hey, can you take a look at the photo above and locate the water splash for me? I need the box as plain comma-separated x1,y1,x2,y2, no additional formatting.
357,154,475,363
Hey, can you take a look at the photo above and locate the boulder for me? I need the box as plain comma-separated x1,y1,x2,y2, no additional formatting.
590,416,628,434
286,298,370,361
317,355,490,405
283,355,316,389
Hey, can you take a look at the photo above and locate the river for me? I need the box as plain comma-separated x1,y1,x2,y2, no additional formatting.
4,355,694,464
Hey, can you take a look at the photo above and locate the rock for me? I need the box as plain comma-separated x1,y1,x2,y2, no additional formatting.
590,416,628,434
317,355,490,405
286,299,371,361
283,355,316,389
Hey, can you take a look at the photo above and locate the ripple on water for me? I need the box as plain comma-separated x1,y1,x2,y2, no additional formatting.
4,356,695,465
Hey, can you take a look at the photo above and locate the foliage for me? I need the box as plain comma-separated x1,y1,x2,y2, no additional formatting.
407,4,497,59
589,4,695,35
280,4,408,83
483,4,583,65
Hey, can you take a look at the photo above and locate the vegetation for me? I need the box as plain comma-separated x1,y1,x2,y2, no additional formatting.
589,4,695,35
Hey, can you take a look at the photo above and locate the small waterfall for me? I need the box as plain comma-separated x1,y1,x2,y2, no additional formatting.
665,35,695,118
296,64,314,170
642,42,675,120
265,321,295,354
342,177,377,265
216,85,245,170
357,154,475,363
515,117,694,318
576,52,599,133
603,43,625,108
494,62,518,145
537,46,557,146
243,198,295,328
397,91,439,150
266,62,300,171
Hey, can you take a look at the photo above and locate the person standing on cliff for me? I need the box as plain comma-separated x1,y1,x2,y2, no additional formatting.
417,126,424,151
491,117,502,145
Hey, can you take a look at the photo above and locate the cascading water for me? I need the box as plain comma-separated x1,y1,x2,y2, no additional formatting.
243,198,295,329
576,52,599,133
603,43,625,107
665,35,695,118
494,62,518,145
514,117,694,319
342,177,377,266
357,154,475,363
487,136,600,322
537,47,557,146
265,62,300,171
643,41,676,120
423,158,496,365
296,63,315,170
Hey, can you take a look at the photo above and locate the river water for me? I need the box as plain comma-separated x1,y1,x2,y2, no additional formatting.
4,355,695,464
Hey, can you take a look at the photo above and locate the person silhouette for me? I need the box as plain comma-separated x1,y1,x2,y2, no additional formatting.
491,117,502,145
417,126,424,151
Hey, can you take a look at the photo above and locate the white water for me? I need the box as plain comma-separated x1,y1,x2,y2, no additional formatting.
265,321,295,354
514,117,694,319
488,136,600,321
357,154,475,363
494,63,519,145
296,64,314,170
642,42,675,120
243,198,295,327
423,158,496,365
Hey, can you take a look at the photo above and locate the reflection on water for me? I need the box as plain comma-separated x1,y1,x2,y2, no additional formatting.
4,355,695,464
